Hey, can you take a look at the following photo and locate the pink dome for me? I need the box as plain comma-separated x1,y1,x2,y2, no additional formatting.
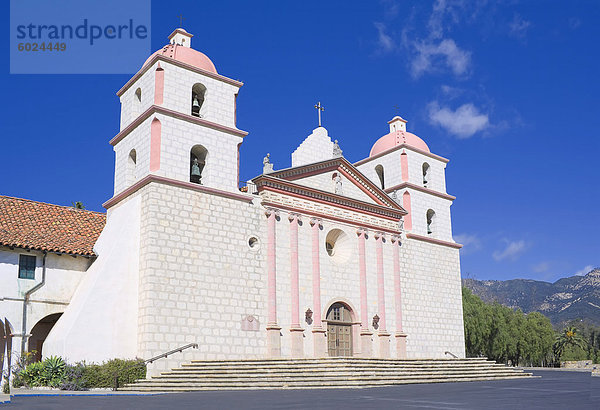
143,43,217,74
369,130,430,157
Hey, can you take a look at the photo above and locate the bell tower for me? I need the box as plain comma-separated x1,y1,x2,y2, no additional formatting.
109,28,247,196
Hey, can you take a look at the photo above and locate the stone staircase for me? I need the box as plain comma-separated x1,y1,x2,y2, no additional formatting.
122,358,535,391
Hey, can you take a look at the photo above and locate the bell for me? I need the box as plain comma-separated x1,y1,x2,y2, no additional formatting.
190,158,202,184
192,95,201,117
427,224,432,235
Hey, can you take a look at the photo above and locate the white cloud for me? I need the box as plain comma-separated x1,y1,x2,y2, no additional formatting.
509,14,531,38
428,101,489,138
411,39,471,78
533,262,550,273
455,233,482,255
374,22,395,53
493,240,528,262
575,265,594,276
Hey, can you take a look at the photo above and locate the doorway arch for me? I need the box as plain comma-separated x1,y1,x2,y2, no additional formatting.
28,313,62,362
325,302,355,357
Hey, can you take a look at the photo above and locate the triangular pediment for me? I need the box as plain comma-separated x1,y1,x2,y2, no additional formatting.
263,158,404,211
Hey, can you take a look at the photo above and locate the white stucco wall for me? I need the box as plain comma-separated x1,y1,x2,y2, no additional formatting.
43,195,141,363
291,127,335,168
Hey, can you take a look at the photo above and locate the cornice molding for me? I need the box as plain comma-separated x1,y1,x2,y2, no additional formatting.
354,144,450,166
406,233,463,249
103,174,254,209
110,105,248,146
385,182,456,201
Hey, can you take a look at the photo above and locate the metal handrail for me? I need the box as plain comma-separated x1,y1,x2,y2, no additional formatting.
113,343,198,390
445,351,458,358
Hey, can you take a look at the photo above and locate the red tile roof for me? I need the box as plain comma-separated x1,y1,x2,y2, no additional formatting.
0,196,106,256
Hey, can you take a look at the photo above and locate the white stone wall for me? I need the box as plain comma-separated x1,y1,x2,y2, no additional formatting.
119,67,156,130
136,183,266,376
400,239,465,358
291,127,334,167
405,149,448,194
401,189,454,241
355,150,403,191
160,61,239,128
114,116,153,195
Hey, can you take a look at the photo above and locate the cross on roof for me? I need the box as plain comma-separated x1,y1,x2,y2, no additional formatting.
314,101,325,127
177,14,185,27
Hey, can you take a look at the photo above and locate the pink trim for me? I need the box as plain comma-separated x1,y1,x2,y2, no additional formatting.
354,144,449,167
154,65,164,105
289,214,300,328
406,233,463,249
117,54,242,97
150,118,161,172
375,234,386,331
110,105,248,146
267,210,278,326
392,237,403,333
259,184,404,221
402,191,412,231
386,182,456,201
357,230,368,331
261,201,401,235
311,218,323,328
400,150,409,182
103,175,253,209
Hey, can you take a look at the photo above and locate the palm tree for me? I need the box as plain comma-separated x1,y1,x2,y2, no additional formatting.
72,201,85,210
553,326,588,362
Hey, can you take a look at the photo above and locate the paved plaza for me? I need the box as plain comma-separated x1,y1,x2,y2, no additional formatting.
2,370,599,409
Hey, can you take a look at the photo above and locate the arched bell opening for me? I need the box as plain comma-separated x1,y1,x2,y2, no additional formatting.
191,83,206,117
190,145,208,184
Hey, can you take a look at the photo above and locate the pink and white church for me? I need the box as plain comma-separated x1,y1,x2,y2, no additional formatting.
43,28,466,375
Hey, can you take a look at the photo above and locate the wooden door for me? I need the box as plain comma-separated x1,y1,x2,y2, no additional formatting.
327,324,352,356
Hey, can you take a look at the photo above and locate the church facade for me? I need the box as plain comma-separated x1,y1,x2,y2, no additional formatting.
41,28,465,376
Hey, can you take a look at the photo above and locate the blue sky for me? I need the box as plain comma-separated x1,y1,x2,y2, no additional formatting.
1,1,598,283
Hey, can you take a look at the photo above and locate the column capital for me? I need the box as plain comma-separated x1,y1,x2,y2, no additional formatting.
309,217,322,228
391,234,402,244
356,227,368,237
288,212,302,223
264,208,279,218
374,231,385,240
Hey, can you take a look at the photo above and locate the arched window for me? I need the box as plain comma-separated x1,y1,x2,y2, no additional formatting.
135,87,142,103
127,149,137,184
191,83,206,117
426,209,436,235
190,145,208,184
422,163,430,187
375,165,385,189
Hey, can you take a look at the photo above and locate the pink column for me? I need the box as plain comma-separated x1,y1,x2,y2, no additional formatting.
154,64,164,105
289,214,304,357
375,233,386,332
310,218,327,357
289,214,300,328
402,191,412,231
150,118,161,172
375,232,390,358
357,228,373,357
401,149,409,182
393,235,407,358
265,209,281,357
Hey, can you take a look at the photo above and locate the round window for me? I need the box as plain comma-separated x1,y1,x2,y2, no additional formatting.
324,229,351,264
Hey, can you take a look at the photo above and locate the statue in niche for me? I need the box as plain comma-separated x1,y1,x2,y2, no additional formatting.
334,173,343,195
333,140,343,157
263,153,274,174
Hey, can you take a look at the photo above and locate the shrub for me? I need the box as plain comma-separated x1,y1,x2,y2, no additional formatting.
82,359,146,389
41,356,66,387
2,381,9,394
59,363,87,391
20,361,44,387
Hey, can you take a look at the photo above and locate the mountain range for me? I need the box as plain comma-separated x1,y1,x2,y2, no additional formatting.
462,268,600,327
